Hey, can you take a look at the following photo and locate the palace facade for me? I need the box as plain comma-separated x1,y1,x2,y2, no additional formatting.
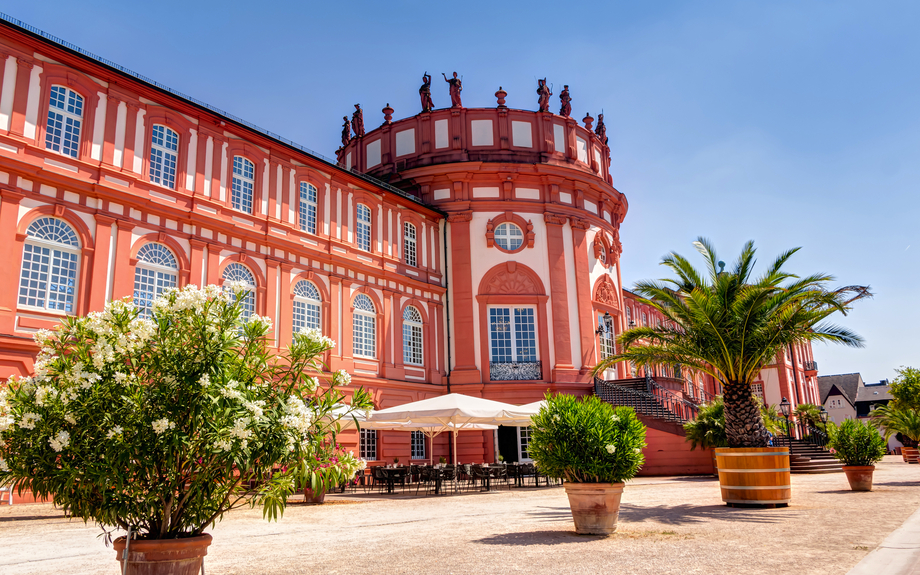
0,16,820,472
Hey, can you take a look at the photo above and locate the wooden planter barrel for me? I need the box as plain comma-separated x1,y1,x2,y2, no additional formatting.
715,447,791,508
902,447,919,464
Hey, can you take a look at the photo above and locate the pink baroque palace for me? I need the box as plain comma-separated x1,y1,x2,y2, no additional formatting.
0,16,820,476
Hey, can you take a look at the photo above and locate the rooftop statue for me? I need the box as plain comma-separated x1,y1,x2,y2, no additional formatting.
559,85,572,117
595,113,608,145
419,73,434,113
537,78,552,112
442,71,463,108
340,116,351,147
351,104,365,138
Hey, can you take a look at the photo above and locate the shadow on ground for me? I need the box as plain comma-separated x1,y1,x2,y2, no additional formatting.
475,530,603,546
524,502,795,526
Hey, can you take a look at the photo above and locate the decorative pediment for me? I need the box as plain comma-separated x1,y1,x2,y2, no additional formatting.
480,261,545,295
594,275,619,309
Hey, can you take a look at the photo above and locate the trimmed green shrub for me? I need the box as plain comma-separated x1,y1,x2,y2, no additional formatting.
529,394,646,484
827,419,888,467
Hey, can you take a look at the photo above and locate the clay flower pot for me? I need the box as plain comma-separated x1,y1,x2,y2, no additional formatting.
304,488,326,504
902,447,919,464
563,482,625,535
114,533,211,575
843,465,875,491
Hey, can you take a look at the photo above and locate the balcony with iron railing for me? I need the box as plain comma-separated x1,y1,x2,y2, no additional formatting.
803,360,819,373
489,361,542,381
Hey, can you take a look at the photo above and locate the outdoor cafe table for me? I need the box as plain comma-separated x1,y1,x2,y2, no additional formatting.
378,467,407,493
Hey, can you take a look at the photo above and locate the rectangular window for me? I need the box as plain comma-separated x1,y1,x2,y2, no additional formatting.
411,430,426,460
353,313,376,358
19,244,78,313
149,125,179,189
299,182,317,234
598,313,614,359
360,428,377,460
231,156,255,214
45,86,83,158
292,300,321,338
751,383,764,402
518,427,532,461
356,204,372,252
404,222,417,267
488,307,538,362
403,322,423,365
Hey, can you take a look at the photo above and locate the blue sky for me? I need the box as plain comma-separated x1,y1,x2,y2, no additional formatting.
8,1,918,382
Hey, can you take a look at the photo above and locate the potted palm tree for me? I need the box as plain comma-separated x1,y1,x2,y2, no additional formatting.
880,367,920,463
528,394,646,535
826,419,888,490
0,286,370,574
871,405,920,463
595,238,870,507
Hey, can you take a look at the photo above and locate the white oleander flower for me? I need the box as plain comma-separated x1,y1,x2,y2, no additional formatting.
152,418,174,434
606,444,616,454
114,372,128,384
214,439,232,452
0,457,9,472
305,376,319,393
229,419,253,440
219,386,242,400
0,415,14,433
64,413,76,425
49,430,70,452
634,448,642,454
199,374,211,387
334,370,351,386
18,413,41,430
106,426,123,439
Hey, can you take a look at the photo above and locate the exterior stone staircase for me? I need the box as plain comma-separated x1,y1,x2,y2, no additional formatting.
781,439,844,474
594,377,700,425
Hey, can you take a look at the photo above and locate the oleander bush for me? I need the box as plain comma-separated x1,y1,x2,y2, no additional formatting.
528,394,646,484
827,418,888,467
0,284,370,539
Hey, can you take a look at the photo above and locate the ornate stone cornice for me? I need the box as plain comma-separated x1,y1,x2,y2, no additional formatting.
447,211,473,223
569,217,590,230
544,212,567,226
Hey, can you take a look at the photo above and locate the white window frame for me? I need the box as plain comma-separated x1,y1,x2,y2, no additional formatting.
598,312,615,360
353,293,376,358
411,430,426,460
517,426,533,462
133,243,178,318
360,428,378,460
299,182,317,234
356,204,372,252
18,217,81,314
45,85,84,158
149,124,179,189
487,306,538,363
404,222,417,267
403,305,423,366
292,280,321,340
231,156,255,214
222,262,256,321
494,222,523,251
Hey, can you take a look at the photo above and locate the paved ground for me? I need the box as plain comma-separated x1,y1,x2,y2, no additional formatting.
2,456,919,575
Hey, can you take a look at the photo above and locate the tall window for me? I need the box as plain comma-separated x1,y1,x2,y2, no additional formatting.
598,313,614,359
489,307,537,363
494,222,523,251
149,125,179,189
133,243,178,318
18,217,80,313
353,294,376,358
356,204,371,252
222,263,256,321
403,305,423,365
404,222,417,267
626,306,632,326
518,427,532,461
360,428,377,460
231,156,255,214
299,182,317,234
411,430,426,460
45,86,84,158
292,280,321,339
642,312,648,327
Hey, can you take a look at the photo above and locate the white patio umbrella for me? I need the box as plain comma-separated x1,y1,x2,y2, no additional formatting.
366,393,526,465
500,400,547,426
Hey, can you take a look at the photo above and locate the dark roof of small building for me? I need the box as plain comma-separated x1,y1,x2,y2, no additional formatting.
824,383,856,408
856,384,893,404
818,373,863,404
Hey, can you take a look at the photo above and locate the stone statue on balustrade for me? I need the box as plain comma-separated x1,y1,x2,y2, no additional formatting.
595,113,608,145
559,85,572,117
351,104,366,138
419,73,434,112
536,78,552,112
442,71,463,108
340,116,351,147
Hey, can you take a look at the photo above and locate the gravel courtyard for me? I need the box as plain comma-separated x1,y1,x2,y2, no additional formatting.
2,456,918,575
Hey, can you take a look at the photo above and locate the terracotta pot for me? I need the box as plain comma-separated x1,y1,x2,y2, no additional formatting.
563,482,624,535
114,533,211,575
843,465,875,491
304,488,326,504
715,447,791,508
902,447,919,464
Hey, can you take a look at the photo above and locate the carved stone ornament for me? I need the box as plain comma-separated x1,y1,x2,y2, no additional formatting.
486,219,495,247
447,211,473,223
544,212,567,226
594,275,619,309
569,217,590,230
482,267,543,296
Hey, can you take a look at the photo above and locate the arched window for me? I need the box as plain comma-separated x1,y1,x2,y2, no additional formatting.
292,280,321,339
598,312,614,359
18,217,80,313
353,293,376,358
149,125,179,189
222,262,256,321
404,222,417,267
494,222,523,251
356,204,372,252
133,243,178,318
45,86,84,158
299,182,317,234
403,305,423,365
231,156,255,214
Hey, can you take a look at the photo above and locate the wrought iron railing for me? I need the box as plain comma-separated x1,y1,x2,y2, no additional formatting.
774,420,829,448
645,376,703,423
594,377,700,424
489,361,542,381
803,360,819,372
